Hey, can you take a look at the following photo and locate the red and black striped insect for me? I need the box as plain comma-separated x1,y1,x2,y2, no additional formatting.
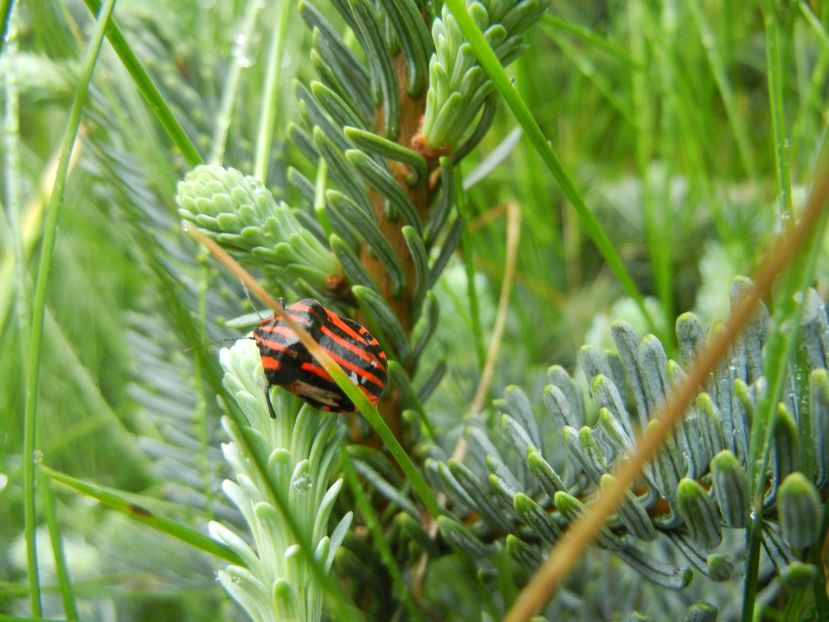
253,299,387,416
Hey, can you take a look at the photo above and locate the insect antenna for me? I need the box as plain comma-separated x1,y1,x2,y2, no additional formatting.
184,337,239,353
242,284,266,321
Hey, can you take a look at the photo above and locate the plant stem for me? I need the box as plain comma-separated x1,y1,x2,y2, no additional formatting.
194,248,213,517
39,472,79,620
740,501,765,622
361,53,431,442
763,0,794,220
2,0,29,370
42,465,242,565
342,452,423,622
82,0,204,166
253,0,292,183
23,0,117,614
444,0,657,335
209,0,262,164
688,3,757,181
629,1,672,343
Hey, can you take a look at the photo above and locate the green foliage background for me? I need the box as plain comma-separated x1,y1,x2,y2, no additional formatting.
1,0,828,620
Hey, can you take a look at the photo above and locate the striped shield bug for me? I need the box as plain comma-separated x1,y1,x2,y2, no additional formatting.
253,299,388,416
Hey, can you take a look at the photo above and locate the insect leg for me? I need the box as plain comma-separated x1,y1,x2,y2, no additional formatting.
265,388,277,419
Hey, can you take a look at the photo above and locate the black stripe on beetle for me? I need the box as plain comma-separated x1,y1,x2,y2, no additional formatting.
253,299,388,415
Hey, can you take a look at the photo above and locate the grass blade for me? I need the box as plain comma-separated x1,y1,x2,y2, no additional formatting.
762,0,794,219
687,3,757,181
38,472,78,620
81,0,203,166
41,466,242,564
541,14,638,67
254,0,293,182
442,0,656,334
22,0,118,614
209,0,262,164
342,453,424,622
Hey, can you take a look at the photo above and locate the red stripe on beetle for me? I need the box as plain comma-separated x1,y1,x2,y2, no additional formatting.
261,356,282,371
323,308,364,342
319,325,376,363
300,361,333,381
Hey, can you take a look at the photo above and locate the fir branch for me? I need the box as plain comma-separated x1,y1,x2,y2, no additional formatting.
418,0,549,152
429,271,829,619
211,339,351,622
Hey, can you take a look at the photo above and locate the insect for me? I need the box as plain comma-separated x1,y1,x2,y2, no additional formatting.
253,299,388,416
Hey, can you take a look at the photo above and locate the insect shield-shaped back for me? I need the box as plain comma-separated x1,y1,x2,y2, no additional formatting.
253,299,388,415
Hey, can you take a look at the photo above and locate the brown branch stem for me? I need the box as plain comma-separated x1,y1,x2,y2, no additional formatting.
358,55,432,444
